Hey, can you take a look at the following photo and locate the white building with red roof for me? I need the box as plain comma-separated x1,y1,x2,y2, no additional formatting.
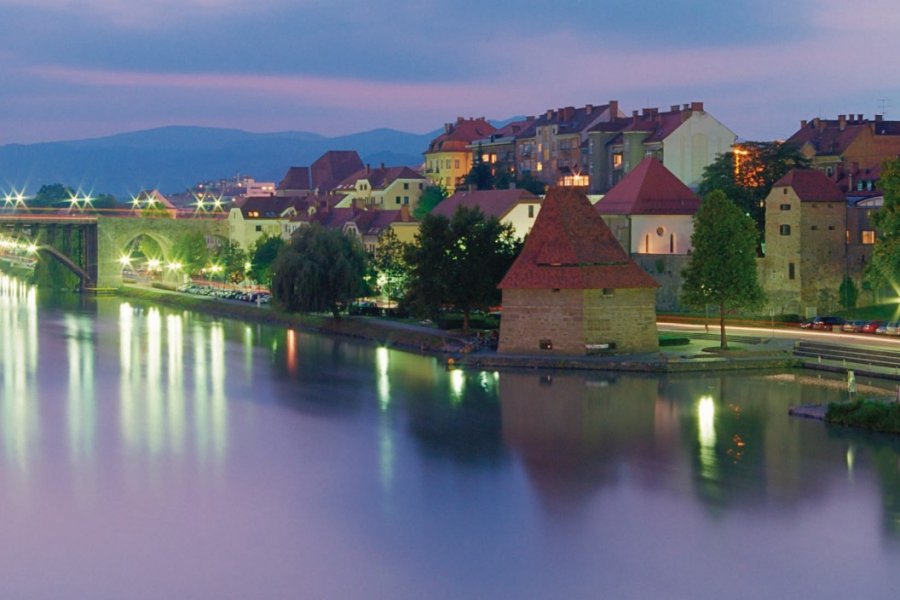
498,187,659,355
432,188,541,239
594,157,701,255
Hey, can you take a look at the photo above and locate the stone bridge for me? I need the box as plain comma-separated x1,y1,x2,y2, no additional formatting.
0,213,228,289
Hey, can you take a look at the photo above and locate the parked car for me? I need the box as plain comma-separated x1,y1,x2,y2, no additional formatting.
841,320,867,333
876,323,888,335
887,322,900,336
860,320,882,334
809,316,845,331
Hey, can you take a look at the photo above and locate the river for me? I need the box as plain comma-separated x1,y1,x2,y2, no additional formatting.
0,275,898,599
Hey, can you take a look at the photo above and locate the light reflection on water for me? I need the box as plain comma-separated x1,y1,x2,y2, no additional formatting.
0,274,900,598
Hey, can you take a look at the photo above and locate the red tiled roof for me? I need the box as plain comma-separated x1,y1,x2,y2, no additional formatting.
333,165,425,191
595,157,701,215
433,189,540,220
278,166,311,191
310,150,364,192
773,169,845,202
786,119,870,156
499,187,659,290
426,118,497,154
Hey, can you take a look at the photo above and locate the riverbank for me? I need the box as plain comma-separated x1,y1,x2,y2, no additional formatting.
117,285,801,374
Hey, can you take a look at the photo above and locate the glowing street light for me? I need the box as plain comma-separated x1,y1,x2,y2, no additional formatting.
119,255,132,268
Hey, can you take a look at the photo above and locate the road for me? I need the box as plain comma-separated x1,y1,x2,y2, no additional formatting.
658,321,900,351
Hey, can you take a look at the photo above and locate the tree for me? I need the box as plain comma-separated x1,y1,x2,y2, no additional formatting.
31,183,75,209
170,231,210,276
270,224,368,318
249,234,285,286
373,228,409,307
515,171,546,196
867,158,900,292
405,206,519,329
211,240,248,284
681,190,765,349
414,183,448,220
839,276,859,310
698,142,810,237
464,146,494,190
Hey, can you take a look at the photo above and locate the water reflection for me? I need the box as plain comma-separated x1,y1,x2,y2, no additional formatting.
0,276,38,472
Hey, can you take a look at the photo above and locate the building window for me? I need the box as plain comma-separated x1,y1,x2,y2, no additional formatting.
403,183,409,190
828,225,835,230
396,196,401,204
255,225,262,232
780,203,791,210
811,225,818,231
779,224,791,236
788,262,795,280
419,183,423,190
645,234,650,253
454,159,460,169
539,339,553,350
670,233,675,253
783,188,788,195
612,153,623,169
528,205,535,218
862,230,876,244
403,196,409,204
602,288,614,296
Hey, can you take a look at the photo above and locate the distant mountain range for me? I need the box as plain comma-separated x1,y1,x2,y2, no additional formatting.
0,125,442,198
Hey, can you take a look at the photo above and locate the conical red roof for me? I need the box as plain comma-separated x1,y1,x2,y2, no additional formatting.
595,157,700,215
499,187,658,290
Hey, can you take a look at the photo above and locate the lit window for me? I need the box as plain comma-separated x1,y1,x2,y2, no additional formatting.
862,230,876,244
612,153,623,169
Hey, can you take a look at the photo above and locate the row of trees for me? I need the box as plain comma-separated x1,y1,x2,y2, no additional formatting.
268,207,520,327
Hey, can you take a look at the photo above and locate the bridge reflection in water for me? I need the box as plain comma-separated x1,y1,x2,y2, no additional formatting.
0,275,229,472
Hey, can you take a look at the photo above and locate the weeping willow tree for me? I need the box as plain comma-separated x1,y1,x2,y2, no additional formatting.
270,224,368,318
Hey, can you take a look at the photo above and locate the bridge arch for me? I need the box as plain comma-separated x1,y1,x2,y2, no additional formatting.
95,216,229,288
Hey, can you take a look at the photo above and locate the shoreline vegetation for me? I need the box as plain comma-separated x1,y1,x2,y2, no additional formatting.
116,284,801,374
826,399,900,434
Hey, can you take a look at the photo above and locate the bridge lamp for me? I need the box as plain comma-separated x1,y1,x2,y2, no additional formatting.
147,258,161,271
26,243,38,255
82,194,93,207
119,255,132,267
131,196,142,210
167,261,182,272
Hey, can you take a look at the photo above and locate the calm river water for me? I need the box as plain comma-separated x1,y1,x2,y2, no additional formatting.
0,275,899,599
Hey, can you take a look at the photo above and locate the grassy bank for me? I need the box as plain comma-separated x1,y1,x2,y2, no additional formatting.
118,286,457,353
826,399,900,434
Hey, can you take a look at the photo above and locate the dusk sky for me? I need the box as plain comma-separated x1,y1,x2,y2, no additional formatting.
2,0,899,145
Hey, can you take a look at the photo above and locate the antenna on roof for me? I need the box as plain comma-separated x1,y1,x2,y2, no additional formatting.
877,98,891,117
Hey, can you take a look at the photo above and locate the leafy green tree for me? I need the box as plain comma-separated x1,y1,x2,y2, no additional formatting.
270,224,368,318
405,206,519,330
170,231,210,275
373,227,410,307
681,190,765,349
211,240,248,284
698,142,809,237
839,276,859,310
249,234,285,286
414,183,448,219
867,158,900,292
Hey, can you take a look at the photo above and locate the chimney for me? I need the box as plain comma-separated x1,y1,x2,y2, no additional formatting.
690,101,704,112
444,122,452,134
839,115,846,130
801,119,808,128
546,109,553,119
857,114,863,122
670,105,680,112
683,103,690,111
632,110,639,124
608,100,618,117
379,162,385,171
585,104,593,115
365,164,370,175
876,114,884,122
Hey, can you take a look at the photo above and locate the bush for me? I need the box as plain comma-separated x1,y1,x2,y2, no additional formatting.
826,399,900,433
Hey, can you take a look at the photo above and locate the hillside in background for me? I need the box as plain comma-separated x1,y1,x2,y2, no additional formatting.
0,126,440,198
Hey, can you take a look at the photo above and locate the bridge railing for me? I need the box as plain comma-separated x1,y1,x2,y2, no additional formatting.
0,207,226,220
